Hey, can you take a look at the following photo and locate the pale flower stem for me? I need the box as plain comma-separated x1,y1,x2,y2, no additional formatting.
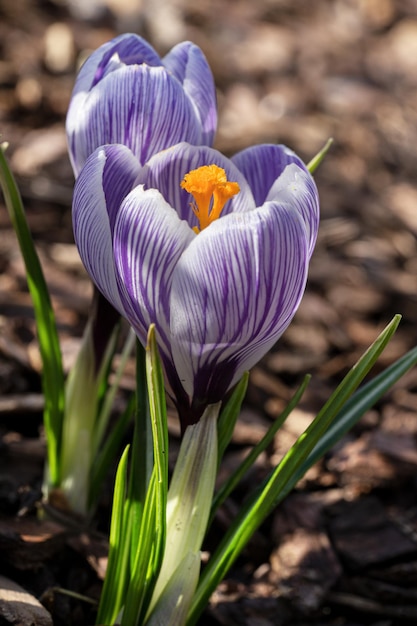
146,403,220,620
145,552,200,626
60,319,99,514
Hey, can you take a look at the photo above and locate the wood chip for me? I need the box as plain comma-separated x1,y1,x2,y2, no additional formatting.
0,575,52,626
270,527,342,612
328,496,417,570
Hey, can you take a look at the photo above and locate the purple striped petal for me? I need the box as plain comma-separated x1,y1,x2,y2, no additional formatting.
137,143,256,229
72,144,141,312
266,164,320,258
70,34,161,97
232,144,319,258
163,42,217,146
90,34,161,88
170,202,309,404
67,66,202,176
112,186,195,357
231,144,307,205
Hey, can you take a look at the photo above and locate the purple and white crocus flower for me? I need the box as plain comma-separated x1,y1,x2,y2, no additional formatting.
73,142,319,431
66,33,217,177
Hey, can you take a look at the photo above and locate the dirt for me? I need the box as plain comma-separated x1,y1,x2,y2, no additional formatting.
1,0,417,624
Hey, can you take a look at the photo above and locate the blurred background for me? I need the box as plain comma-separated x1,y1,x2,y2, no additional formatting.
1,1,417,624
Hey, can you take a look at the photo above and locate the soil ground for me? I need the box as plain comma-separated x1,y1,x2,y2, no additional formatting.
1,1,417,625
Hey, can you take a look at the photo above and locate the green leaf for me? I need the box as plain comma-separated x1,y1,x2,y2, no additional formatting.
0,143,65,486
122,469,159,626
121,326,169,625
146,326,169,489
307,138,333,173
284,343,417,497
144,325,168,578
187,315,401,625
126,339,152,562
217,373,249,463
96,445,131,625
209,375,310,527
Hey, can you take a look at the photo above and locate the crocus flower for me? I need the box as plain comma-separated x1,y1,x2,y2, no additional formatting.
73,142,319,430
66,33,217,177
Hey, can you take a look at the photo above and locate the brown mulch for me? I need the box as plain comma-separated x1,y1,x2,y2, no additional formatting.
1,0,417,624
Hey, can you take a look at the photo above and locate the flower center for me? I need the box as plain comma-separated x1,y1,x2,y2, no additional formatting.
181,164,240,232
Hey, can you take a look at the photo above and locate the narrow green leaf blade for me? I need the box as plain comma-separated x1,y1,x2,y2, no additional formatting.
96,445,131,625
122,327,169,625
0,144,65,485
286,343,417,497
187,315,401,625
142,326,169,596
122,469,158,626
217,373,249,463
146,326,169,486
210,375,310,526
127,339,153,561
307,137,333,173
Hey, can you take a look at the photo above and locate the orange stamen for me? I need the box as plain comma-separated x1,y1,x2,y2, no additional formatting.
181,164,240,232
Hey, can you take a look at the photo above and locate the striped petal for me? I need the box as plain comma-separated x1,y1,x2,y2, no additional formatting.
89,34,161,87
232,144,319,257
137,142,256,229
72,144,141,312
112,185,195,357
231,144,306,205
67,66,202,176
267,163,320,258
170,202,309,405
162,42,217,146
68,33,161,98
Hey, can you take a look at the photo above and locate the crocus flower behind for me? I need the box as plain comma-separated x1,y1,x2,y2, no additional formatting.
66,33,217,177
73,142,319,430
